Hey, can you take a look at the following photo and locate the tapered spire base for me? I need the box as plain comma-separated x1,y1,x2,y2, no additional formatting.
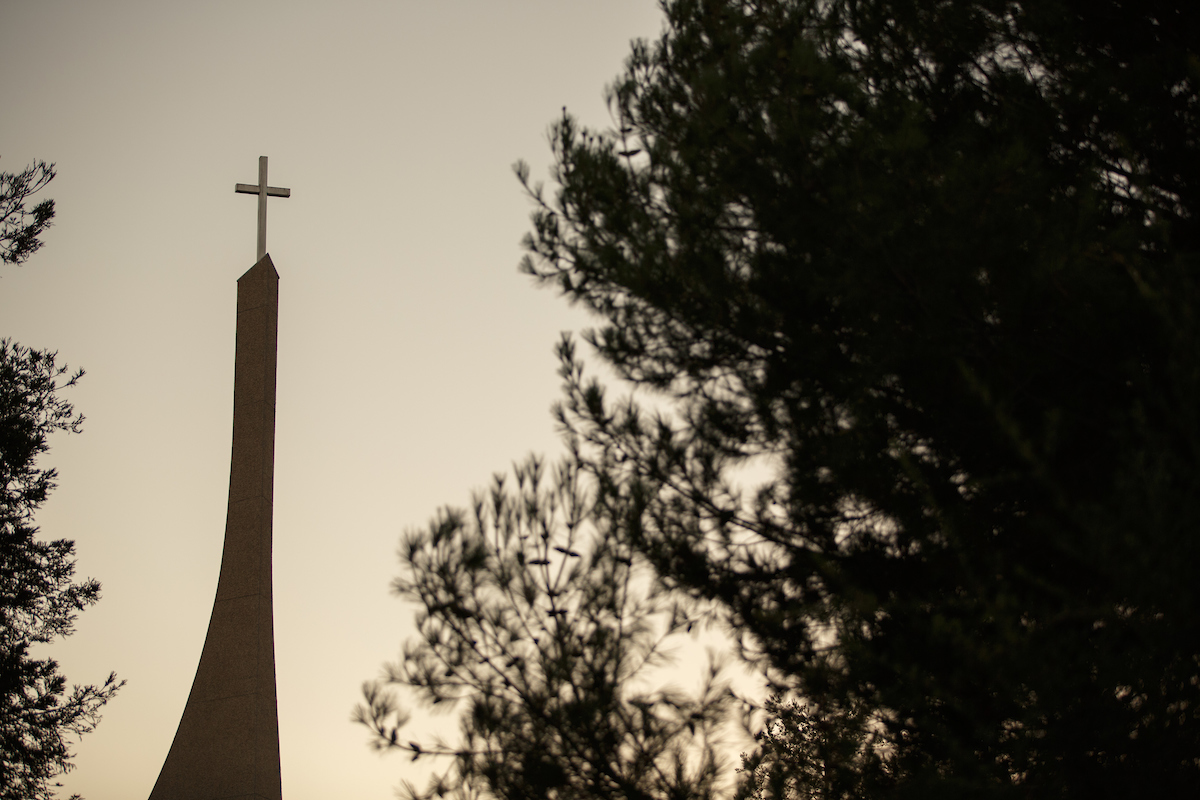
149,255,281,800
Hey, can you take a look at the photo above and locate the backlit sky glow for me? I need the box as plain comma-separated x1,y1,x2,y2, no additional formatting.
0,2,676,797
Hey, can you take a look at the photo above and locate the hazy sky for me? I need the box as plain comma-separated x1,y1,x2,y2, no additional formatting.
0,1,670,797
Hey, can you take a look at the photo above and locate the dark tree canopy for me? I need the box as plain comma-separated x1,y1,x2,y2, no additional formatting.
519,0,1200,795
1,161,121,799
0,161,56,267
372,1,1200,798
0,342,122,800
359,455,736,800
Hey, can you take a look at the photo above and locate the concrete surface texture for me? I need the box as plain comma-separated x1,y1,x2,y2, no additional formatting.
148,255,282,800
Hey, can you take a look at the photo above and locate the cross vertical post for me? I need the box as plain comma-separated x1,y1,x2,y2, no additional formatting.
235,156,291,263
256,156,268,262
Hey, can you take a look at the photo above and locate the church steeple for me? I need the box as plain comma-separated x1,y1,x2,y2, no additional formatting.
149,166,285,799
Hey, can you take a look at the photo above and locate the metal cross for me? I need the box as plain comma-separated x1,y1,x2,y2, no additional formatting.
235,156,291,262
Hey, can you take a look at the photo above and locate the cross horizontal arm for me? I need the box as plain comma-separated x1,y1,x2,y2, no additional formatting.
237,156,291,262
235,184,291,197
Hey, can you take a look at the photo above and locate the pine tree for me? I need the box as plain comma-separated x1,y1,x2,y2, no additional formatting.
0,161,56,267
374,1,1200,796
1,163,121,799
521,0,1199,795
0,342,122,800
359,455,735,800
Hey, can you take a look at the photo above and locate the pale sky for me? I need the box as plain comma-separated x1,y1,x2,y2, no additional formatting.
0,2,671,797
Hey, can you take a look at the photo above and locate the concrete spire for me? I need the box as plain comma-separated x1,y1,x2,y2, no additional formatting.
148,254,282,800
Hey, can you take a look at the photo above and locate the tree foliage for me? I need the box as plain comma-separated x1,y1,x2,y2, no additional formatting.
514,0,1200,796
0,161,56,267
372,0,1199,797
0,341,122,800
359,455,736,800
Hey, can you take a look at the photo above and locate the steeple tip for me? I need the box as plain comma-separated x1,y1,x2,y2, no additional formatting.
239,253,279,282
